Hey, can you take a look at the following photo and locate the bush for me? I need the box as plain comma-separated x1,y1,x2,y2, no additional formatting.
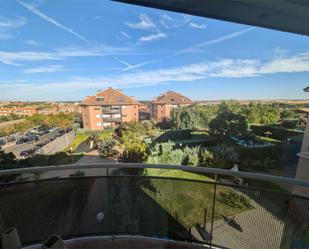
281,119,298,129
250,125,302,140
97,138,118,158
183,146,200,166
210,144,239,163
199,149,215,167
155,129,192,143
240,157,278,171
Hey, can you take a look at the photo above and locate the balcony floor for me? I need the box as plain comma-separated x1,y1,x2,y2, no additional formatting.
25,236,208,249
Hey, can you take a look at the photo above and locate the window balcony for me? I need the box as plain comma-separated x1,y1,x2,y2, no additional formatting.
103,117,121,122
103,109,121,114
0,164,308,249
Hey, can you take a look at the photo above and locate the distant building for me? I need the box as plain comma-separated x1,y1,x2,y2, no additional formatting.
138,103,151,121
150,91,192,121
37,107,58,115
0,107,37,116
57,103,81,113
80,87,139,130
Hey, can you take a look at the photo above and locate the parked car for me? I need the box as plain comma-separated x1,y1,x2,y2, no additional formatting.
20,149,34,157
58,129,65,135
17,137,29,144
0,139,6,146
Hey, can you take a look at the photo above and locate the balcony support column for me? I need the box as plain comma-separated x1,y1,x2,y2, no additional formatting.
209,174,217,248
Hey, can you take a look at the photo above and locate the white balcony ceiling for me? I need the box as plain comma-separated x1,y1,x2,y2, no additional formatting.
114,0,309,36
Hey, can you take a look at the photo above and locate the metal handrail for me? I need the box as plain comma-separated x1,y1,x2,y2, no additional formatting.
1,163,309,187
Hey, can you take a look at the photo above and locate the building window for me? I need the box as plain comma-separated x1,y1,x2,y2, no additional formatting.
171,98,175,102
96,96,104,101
96,122,101,126
96,114,101,118
122,106,127,109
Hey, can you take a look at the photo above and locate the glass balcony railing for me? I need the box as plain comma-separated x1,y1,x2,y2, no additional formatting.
103,117,121,122
103,109,121,114
0,164,308,249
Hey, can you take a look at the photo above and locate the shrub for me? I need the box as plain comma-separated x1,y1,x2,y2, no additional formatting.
240,157,278,171
250,125,302,140
97,138,118,158
183,146,200,166
199,149,215,167
281,119,298,129
154,129,192,143
210,144,239,163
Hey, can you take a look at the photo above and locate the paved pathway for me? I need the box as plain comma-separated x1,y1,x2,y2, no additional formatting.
192,190,286,249
39,150,116,179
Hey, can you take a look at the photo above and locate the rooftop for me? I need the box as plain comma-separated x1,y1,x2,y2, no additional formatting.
152,91,193,105
81,87,140,106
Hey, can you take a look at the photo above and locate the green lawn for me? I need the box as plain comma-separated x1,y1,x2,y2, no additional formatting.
69,132,90,151
159,169,214,181
255,135,282,144
143,170,253,228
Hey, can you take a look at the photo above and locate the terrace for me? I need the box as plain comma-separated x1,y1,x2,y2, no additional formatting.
0,163,308,249
1,1,309,249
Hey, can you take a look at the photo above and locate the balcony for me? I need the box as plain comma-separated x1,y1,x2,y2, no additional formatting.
103,109,121,114
0,164,308,249
103,117,121,123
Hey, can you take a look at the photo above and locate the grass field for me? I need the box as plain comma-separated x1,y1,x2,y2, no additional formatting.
69,132,90,151
143,170,253,228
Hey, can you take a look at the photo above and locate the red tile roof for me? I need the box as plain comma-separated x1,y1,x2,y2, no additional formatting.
81,87,140,106
152,91,192,105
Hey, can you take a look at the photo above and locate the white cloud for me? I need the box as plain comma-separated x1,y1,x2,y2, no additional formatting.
138,32,167,42
0,46,131,65
23,39,39,46
115,57,154,71
18,1,89,43
189,22,207,29
177,27,255,54
2,52,309,100
0,16,27,40
159,14,190,29
22,64,65,73
126,13,157,31
120,31,131,39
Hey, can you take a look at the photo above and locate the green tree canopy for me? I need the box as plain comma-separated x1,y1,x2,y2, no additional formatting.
209,111,248,137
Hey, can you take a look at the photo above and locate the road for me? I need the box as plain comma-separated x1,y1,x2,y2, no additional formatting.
4,130,60,158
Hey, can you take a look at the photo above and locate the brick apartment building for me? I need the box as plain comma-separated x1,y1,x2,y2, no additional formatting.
0,107,37,116
150,91,192,121
81,87,140,130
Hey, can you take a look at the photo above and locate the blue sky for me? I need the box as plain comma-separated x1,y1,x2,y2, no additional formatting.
0,0,309,101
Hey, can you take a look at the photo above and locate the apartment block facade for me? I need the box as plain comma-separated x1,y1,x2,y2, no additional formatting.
150,91,192,121
0,107,37,116
81,87,139,130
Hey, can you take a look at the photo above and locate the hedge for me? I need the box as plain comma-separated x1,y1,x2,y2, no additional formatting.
250,125,303,141
154,129,192,143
